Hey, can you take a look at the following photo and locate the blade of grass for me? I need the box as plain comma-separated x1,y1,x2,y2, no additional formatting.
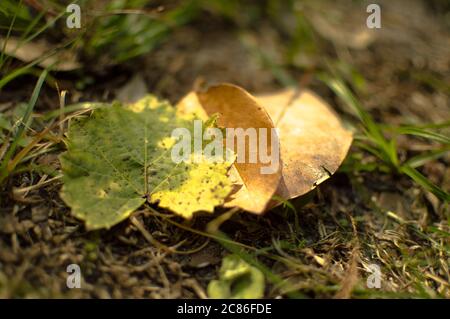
400,165,450,202
0,68,48,184
0,0,22,69
10,6,68,55
319,73,399,167
405,146,450,168
1,8,46,73
320,71,448,202
1,1,79,87
0,35,76,90
381,120,450,130
392,126,450,145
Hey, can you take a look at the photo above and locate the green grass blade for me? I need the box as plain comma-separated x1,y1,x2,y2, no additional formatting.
400,165,450,202
410,120,450,130
405,146,450,168
0,0,22,69
319,73,399,167
0,69,48,184
394,126,450,145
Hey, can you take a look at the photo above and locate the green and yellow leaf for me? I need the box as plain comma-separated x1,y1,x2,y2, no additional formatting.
60,95,233,230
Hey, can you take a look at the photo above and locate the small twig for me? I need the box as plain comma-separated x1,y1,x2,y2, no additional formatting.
13,174,62,194
130,215,172,252
132,212,210,255
58,87,67,138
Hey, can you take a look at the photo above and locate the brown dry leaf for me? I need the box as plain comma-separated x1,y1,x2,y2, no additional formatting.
177,84,282,213
0,37,80,71
255,88,353,202
176,83,353,213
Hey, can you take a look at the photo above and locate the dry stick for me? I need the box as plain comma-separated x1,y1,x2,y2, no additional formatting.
57,84,67,139
0,131,11,162
334,215,360,299
130,215,173,252
130,213,209,255
146,206,254,251
13,174,62,195
183,279,208,299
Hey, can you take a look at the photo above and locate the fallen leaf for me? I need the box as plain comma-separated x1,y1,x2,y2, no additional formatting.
177,84,282,213
255,88,353,202
0,37,80,71
60,96,233,229
177,84,352,212
207,254,265,299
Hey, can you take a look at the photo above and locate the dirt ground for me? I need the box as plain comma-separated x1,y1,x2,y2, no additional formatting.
0,0,449,298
